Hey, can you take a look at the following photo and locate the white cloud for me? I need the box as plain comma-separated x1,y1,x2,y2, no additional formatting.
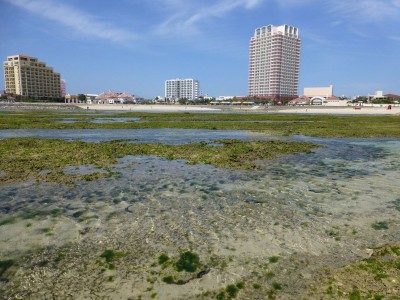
301,30,332,46
389,36,400,41
275,0,400,23
328,0,400,22
329,20,343,27
153,0,263,36
349,29,372,39
273,0,315,7
5,0,136,42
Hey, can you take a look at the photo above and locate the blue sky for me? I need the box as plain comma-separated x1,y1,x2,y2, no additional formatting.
1,0,399,98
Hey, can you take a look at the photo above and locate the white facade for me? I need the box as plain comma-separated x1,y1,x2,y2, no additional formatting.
216,96,235,101
304,85,333,98
249,24,301,99
165,78,200,100
369,91,385,99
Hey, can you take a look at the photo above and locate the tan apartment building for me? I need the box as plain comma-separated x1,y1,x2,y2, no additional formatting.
249,24,301,100
3,54,61,98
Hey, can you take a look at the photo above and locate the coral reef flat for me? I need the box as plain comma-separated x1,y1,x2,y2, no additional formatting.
0,110,400,299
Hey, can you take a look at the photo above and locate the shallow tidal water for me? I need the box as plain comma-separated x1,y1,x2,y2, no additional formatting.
0,128,272,143
1,129,400,299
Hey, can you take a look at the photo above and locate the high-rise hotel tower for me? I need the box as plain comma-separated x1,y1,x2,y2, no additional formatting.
4,54,61,98
248,24,301,100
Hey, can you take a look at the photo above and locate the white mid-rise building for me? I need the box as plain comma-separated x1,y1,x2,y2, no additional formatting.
165,78,200,101
249,24,301,100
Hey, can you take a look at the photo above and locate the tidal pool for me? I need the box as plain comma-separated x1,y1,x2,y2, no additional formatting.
0,131,399,299
59,117,141,124
0,128,275,143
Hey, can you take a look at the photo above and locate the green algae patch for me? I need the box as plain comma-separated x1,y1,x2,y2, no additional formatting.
100,249,126,263
158,251,211,286
305,243,400,299
158,253,170,265
1,110,400,137
97,249,127,271
175,251,200,273
0,217,16,226
0,138,317,184
371,221,389,230
0,259,14,277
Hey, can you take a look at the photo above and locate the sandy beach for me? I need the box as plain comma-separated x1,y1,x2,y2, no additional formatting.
1,108,400,299
77,104,221,112
264,105,400,115
2,102,399,115
77,103,400,115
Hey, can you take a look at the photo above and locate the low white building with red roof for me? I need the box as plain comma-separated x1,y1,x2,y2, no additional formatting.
93,90,135,104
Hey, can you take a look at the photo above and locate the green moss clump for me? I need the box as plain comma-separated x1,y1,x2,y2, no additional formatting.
269,256,279,263
175,251,200,273
162,276,174,284
0,217,16,226
325,286,333,295
265,271,275,278
158,253,169,265
236,282,245,289
54,251,67,263
371,222,389,230
100,249,126,263
41,227,53,235
391,247,400,256
226,284,239,298
0,259,14,276
72,210,85,218
349,289,361,300
272,282,282,290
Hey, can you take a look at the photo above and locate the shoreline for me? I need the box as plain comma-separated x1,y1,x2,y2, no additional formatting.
262,105,400,115
77,104,220,112
1,102,399,115
78,104,400,115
